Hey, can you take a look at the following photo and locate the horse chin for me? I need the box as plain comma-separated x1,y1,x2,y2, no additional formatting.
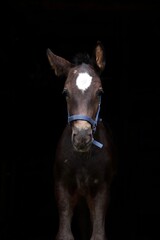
72,142,92,152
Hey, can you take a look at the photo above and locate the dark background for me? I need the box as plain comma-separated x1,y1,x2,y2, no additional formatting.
1,1,160,240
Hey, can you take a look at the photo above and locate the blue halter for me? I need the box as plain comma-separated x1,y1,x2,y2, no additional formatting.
68,97,103,148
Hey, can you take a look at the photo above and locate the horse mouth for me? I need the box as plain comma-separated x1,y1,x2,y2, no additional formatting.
72,141,92,152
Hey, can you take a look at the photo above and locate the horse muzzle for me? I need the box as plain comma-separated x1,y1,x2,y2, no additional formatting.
71,123,93,152
68,111,103,149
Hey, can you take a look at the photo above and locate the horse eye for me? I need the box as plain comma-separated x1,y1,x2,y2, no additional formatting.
96,88,104,97
62,89,69,98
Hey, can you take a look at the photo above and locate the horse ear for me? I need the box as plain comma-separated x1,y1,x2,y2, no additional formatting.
92,41,106,73
46,48,72,76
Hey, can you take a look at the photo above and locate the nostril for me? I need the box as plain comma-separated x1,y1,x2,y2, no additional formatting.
86,133,92,144
72,133,77,142
89,133,92,138
73,133,76,138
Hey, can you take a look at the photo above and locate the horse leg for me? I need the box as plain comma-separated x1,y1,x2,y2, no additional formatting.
87,185,108,240
55,182,77,240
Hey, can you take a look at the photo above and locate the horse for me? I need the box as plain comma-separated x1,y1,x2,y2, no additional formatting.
46,41,116,240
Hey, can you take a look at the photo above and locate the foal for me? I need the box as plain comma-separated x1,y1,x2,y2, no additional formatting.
47,42,116,240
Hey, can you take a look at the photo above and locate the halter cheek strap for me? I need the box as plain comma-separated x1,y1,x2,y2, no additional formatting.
68,97,103,148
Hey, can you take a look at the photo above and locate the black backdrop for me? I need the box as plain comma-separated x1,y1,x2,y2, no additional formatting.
1,1,160,240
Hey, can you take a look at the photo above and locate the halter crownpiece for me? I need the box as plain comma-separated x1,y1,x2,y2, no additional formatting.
68,97,103,148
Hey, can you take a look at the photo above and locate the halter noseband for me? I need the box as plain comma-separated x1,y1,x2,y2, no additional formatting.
68,97,103,148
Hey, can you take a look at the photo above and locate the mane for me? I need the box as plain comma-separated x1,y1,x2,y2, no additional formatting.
72,51,102,75
72,52,91,65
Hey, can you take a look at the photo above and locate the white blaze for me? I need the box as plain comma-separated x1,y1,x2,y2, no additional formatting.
76,72,92,92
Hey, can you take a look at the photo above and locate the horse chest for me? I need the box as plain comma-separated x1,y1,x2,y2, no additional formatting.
61,154,104,194
75,167,100,193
